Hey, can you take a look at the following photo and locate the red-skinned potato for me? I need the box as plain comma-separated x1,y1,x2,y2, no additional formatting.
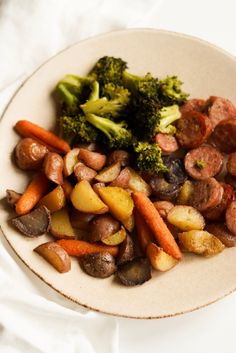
63,148,80,177
43,152,64,185
78,148,106,171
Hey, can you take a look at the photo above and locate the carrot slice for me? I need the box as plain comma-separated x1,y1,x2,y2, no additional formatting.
15,173,51,215
57,239,118,257
15,120,70,154
132,192,182,260
134,208,154,253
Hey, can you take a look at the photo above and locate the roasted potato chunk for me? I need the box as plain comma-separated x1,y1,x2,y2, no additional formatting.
70,180,108,214
95,162,121,183
80,252,116,278
63,148,80,177
102,226,126,246
127,167,151,196
167,205,205,231
38,185,66,213
178,230,225,256
50,208,76,239
146,243,178,271
98,186,134,223
177,180,194,205
34,241,71,273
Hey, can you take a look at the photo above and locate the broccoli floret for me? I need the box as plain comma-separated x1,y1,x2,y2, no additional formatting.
59,115,99,145
122,71,159,98
81,83,130,119
134,142,168,174
85,113,133,149
55,75,93,114
159,76,189,105
156,104,181,135
89,56,127,90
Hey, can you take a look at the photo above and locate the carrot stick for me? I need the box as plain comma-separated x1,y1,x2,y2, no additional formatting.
57,239,118,257
15,173,51,215
134,208,154,254
15,120,70,154
132,192,182,260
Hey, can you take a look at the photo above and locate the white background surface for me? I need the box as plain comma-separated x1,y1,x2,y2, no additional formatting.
1,1,236,352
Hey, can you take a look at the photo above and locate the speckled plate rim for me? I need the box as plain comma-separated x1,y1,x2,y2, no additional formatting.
1,28,236,319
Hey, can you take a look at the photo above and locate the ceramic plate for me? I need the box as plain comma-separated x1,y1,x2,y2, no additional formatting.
1,29,236,319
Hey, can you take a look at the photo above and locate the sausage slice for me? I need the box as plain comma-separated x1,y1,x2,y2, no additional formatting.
180,98,206,114
226,152,236,177
190,178,223,212
226,201,236,236
212,118,236,153
206,96,236,129
203,182,234,220
176,111,212,149
155,133,179,154
184,146,223,180
205,223,236,247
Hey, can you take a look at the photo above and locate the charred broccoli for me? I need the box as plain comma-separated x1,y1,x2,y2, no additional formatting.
134,142,168,174
55,75,93,114
122,71,159,99
89,56,127,90
59,115,99,145
159,75,189,105
86,113,133,149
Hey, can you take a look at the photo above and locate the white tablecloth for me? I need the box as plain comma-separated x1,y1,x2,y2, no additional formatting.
1,1,236,352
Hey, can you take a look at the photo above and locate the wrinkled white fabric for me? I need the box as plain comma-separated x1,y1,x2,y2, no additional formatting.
1,1,236,353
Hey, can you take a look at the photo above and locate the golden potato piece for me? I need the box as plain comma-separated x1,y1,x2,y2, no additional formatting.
178,230,225,256
95,162,121,183
50,208,76,239
34,241,71,273
177,180,194,205
122,213,135,232
167,205,205,231
127,167,152,196
38,185,66,213
98,186,134,223
146,243,178,271
71,180,108,214
102,226,127,246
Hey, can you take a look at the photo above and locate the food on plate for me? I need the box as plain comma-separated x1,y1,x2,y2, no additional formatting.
6,189,21,206
73,162,97,182
117,234,134,265
38,185,66,212
88,214,120,242
50,208,76,239
34,241,71,273
146,243,178,271
15,138,48,170
178,230,225,256
184,146,223,180
94,162,121,183
15,173,51,215
117,257,152,286
43,152,64,185
98,186,134,222
12,205,51,237
167,205,205,231
80,252,116,278
8,55,236,286
70,180,108,214
63,148,80,177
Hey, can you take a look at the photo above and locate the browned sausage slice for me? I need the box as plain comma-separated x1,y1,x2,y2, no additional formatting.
203,182,234,220
226,201,236,236
212,118,236,153
205,223,236,247
206,96,236,129
154,133,179,154
226,152,236,177
176,111,212,149
184,146,223,180
225,173,236,189
180,99,206,114
190,177,223,212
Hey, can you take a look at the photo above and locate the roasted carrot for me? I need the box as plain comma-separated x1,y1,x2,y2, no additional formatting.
132,192,182,260
15,173,51,215
134,208,154,253
15,120,70,154
57,239,119,257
